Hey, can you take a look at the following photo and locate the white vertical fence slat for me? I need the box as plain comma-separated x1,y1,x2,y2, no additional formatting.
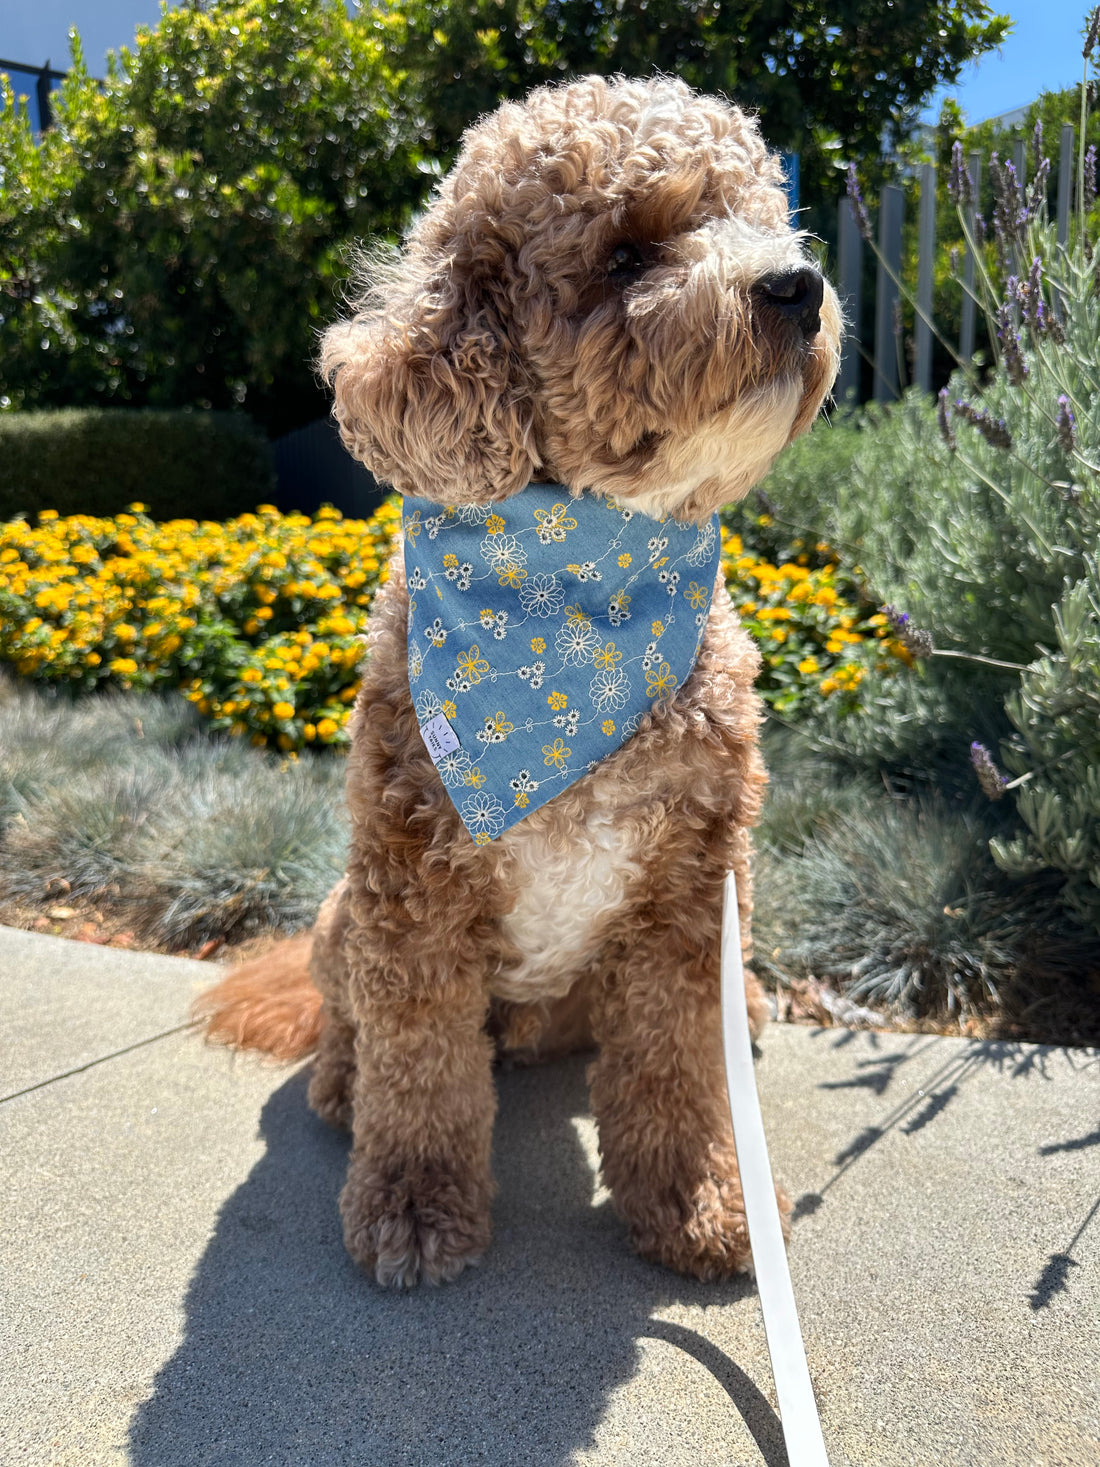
872,184,904,401
914,163,936,392
836,196,864,404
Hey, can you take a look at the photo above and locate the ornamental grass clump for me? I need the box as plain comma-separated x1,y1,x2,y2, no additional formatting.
0,678,347,947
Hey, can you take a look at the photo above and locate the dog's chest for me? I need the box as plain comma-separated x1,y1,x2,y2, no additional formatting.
492,794,640,1003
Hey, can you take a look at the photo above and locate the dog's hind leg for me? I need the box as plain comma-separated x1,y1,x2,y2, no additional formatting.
588,836,787,1281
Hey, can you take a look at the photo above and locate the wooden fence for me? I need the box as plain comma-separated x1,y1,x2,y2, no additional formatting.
834,123,1081,404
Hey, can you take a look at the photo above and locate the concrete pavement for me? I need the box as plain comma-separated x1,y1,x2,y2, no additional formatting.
1,925,1098,1466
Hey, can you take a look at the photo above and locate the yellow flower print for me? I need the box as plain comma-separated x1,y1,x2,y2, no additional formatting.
685,581,709,610
651,620,664,637
618,553,632,568
530,637,546,653
403,510,422,544
456,645,491,683
465,766,487,787
542,739,571,768
645,661,678,700
443,553,459,568
474,832,492,845
497,562,527,589
564,603,591,624
533,502,578,541
442,700,457,720
484,513,507,535
514,791,530,808
602,719,616,735
592,641,622,670
547,691,568,710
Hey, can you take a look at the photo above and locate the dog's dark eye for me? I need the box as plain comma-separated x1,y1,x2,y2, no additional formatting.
607,242,646,279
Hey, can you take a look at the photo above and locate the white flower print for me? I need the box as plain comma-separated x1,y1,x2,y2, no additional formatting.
647,534,669,562
423,617,447,648
518,573,565,618
408,646,423,682
589,667,630,712
456,503,491,524
552,709,581,735
415,690,443,722
608,592,631,627
685,521,716,566
566,560,602,582
462,791,506,838
517,659,546,690
425,514,446,539
407,565,427,592
437,749,474,788
555,619,601,666
480,533,526,571
642,640,659,671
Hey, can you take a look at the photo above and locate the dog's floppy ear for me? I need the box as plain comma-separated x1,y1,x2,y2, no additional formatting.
320,280,541,504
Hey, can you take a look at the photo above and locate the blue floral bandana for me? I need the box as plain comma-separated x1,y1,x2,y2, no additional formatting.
402,485,722,844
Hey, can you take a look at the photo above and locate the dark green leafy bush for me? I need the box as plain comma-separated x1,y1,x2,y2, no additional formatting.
0,409,276,522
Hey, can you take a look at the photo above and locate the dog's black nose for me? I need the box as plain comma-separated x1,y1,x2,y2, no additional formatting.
760,267,824,337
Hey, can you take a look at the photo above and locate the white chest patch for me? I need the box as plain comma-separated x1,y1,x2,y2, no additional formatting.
493,800,640,1004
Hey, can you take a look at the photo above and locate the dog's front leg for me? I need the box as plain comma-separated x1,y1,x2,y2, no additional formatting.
589,877,787,1281
338,899,497,1287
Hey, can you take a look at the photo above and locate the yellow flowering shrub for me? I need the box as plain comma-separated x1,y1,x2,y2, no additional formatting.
719,510,911,717
0,495,905,745
0,500,400,750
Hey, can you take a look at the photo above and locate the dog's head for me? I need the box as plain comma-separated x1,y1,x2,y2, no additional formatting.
322,75,842,523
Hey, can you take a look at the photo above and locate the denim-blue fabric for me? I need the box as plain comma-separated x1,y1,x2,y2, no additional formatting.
402,485,722,843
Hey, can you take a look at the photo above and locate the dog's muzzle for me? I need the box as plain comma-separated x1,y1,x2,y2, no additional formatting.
758,266,824,339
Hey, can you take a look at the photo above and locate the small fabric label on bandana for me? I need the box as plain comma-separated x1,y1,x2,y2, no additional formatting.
420,712,461,763
403,484,722,845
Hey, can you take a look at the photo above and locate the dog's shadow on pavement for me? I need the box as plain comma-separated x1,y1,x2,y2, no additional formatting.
128,1055,786,1467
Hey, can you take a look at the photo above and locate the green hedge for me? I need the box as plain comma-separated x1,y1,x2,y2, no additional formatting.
0,409,276,522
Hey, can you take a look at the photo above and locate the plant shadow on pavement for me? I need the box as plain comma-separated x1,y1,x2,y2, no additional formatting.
127,1055,788,1467
791,1029,1100,1315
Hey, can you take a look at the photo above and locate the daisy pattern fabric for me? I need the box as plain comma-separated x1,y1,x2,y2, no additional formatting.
403,485,722,844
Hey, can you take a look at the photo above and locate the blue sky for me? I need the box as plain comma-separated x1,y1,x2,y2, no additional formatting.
2,1,1095,125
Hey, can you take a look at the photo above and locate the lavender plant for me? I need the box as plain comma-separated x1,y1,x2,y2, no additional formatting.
824,15,1100,940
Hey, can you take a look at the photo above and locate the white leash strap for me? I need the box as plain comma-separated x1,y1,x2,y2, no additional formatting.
721,871,830,1466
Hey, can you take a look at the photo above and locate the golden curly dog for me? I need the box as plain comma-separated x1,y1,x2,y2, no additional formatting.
197,75,841,1287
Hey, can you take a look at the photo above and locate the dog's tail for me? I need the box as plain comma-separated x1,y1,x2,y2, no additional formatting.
192,933,324,1061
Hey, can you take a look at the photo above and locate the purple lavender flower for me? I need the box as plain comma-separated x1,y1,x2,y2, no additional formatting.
882,605,934,659
845,164,872,242
953,399,1013,450
1084,6,1100,61
970,742,1008,801
1020,256,1045,334
948,141,973,206
1084,145,1097,213
1027,154,1051,217
937,388,957,451
1056,395,1077,455
996,303,1029,386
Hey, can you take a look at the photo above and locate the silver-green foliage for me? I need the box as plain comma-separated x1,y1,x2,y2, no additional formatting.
993,553,1100,929
0,679,348,945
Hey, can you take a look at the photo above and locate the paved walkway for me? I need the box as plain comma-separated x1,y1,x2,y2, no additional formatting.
2,925,1098,1466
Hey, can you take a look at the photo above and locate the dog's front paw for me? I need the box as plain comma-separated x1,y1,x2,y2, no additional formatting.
339,1158,492,1287
625,1171,791,1282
